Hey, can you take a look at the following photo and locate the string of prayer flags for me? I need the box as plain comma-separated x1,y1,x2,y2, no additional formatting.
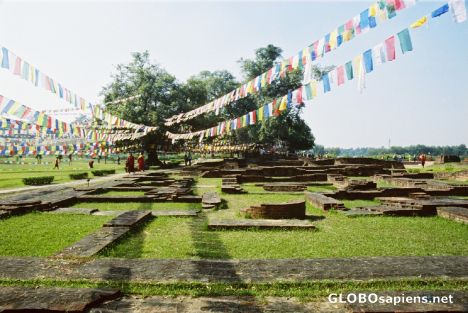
164,0,421,126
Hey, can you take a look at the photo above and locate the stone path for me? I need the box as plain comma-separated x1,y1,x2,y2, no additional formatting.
0,256,466,283
91,292,468,313
55,227,130,258
104,210,152,227
151,209,199,217
0,286,120,312
208,219,316,230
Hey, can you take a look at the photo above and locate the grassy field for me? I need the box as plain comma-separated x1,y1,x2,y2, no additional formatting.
0,157,124,189
101,189,468,259
407,162,468,173
0,212,110,257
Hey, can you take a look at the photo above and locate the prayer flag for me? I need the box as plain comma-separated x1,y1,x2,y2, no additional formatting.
410,16,427,28
363,49,374,73
1,47,9,69
385,36,396,61
449,0,467,23
432,4,449,18
322,73,331,93
337,65,345,86
397,28,413,54
345,61,354,80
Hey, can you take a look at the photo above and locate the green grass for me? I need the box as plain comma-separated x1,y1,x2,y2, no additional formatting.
72,201,202,211
0,157,123,189
0,212,111,257
342,199,380,208
98,190,146,196
0,278,466,300
419,163,468,173
307,185,337,192
99,202,468,259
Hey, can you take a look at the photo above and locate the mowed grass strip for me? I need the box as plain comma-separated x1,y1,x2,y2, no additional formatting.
72,201,202,211
0,278,466,300
0,212,111,257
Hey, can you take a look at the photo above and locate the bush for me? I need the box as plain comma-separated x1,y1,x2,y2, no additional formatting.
22,176,54,185
69,172,89,180
91,169,116,176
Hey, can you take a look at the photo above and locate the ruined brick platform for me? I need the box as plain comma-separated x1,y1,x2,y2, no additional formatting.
437,207,468,224
263,183,307,192
202,192,221,209
208,218,316,230
1,256,466,283
0,286,121,312
55,226,130,258
103,210,152,227
305,191,346,210
241,200,306,219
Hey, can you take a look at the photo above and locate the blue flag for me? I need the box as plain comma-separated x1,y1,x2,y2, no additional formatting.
363,49,374,73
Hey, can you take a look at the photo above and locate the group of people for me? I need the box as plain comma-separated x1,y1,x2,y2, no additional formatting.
125,152,145,173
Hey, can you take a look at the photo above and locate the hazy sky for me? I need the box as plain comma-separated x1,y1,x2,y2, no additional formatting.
0,0,467,148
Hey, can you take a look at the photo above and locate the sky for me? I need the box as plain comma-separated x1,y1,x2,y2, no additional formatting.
0,0,467,148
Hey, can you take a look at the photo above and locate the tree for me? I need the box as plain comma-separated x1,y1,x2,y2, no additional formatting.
225,44,317,152
101,51,184,164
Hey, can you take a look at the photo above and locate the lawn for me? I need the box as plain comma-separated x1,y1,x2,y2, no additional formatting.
72,201,202,211
0,212,111,257
100,200,468,259
0,156,124,189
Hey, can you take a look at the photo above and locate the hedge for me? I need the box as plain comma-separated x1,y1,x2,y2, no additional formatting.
91,169,116,176
69,172,89,180
22,176,54,186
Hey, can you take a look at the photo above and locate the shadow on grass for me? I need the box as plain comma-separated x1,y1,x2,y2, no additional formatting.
96,202,152,310
189,213,263,312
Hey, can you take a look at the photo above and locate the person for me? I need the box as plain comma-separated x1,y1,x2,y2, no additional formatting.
36,154,42,164
53,156,59,170
98,155,102,164
188,152,192,166
68,153,73,165
126,153,135,173
137,152,145,172
88,159,94,168
184,153,188,166
419,153,426,168
117,156,121,165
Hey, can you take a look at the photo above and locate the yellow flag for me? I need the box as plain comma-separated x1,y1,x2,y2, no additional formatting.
410,16,427,29
258,106,264,121
278,96,287,111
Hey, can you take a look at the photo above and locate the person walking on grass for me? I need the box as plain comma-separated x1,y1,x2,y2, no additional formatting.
419,153,426,168
53,156,60,170
137,152,145,172
126,152,135,174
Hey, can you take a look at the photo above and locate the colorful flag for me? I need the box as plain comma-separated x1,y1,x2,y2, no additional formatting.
449,0,467,23
363,49,374,73
397,28,413,54
410,16,428,28
1,47,9,69
322,73,331,93
385,36,396,61
345,61,354,80
432,3,449,18
337,65,345,86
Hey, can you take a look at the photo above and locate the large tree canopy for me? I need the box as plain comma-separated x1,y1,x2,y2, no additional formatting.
101,45,318,156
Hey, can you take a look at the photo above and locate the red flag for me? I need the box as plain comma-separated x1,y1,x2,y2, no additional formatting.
385,36,396,61
13,57,22,75
337,65,345,86
297,87,303,105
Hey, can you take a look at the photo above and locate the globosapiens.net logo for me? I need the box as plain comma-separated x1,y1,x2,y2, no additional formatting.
328,293,454,305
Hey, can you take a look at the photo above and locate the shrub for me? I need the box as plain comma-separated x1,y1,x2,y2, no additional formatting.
22,176,54,185
91,169,116,177
69,172,89,180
